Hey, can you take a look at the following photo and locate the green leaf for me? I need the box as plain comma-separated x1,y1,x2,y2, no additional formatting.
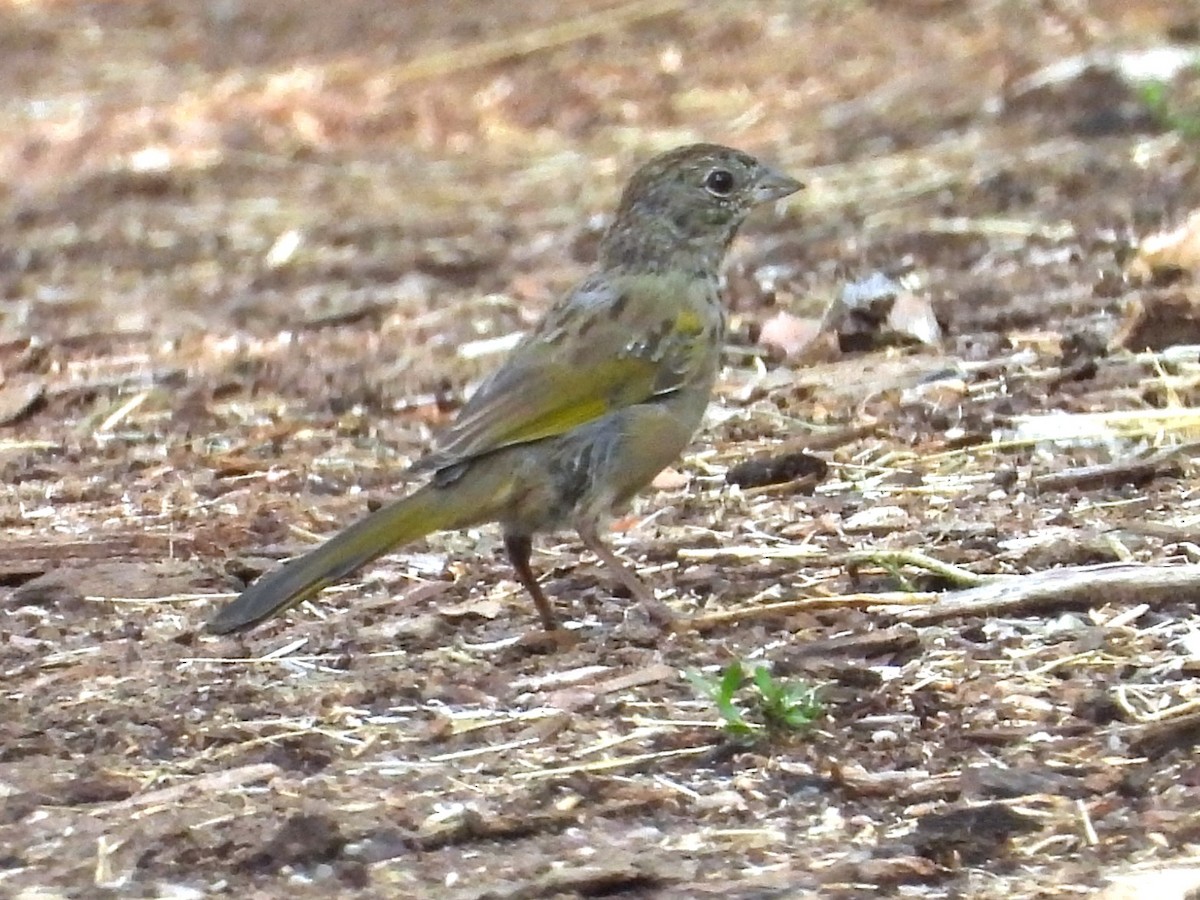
751,664,776,698
684,661,820,740
719,660,746,701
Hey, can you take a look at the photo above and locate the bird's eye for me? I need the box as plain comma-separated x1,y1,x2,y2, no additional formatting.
704,168,736,197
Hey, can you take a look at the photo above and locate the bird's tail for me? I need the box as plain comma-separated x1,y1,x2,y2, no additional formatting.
205,462,515,634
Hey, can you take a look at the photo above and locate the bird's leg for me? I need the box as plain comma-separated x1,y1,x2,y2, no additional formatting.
504,533,560,631
576,524,678,627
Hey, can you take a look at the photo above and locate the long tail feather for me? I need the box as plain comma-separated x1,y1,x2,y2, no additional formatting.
206,466,511,634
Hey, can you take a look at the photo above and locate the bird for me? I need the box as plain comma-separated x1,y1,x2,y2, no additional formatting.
206,143,801,636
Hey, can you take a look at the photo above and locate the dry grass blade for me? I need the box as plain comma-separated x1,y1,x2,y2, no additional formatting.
513,746,712,780
105,764,282,813
348,0,687,87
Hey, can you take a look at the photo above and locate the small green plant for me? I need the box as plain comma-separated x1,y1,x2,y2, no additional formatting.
686,661,823,740
1138,77,1200,140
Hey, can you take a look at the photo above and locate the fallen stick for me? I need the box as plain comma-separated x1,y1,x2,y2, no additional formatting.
1032,444,1194,493
891,562,1200,624
692,562,1200,630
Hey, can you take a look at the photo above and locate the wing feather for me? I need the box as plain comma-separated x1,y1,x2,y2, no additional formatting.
414,273,715,472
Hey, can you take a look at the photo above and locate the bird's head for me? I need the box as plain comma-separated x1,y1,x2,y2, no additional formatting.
600,143,802,274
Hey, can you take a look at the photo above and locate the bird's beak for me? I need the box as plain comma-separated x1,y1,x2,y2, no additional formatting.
752,167,804,204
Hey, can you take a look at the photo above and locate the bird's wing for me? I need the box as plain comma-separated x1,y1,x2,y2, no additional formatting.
416,271,718,472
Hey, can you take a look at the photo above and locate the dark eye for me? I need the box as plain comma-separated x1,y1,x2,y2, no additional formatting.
704,168,735,197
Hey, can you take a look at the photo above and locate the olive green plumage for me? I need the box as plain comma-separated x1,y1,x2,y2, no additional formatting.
206,143,801,635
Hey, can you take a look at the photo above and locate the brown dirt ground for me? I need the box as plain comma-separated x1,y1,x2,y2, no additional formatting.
3,1,1200,897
